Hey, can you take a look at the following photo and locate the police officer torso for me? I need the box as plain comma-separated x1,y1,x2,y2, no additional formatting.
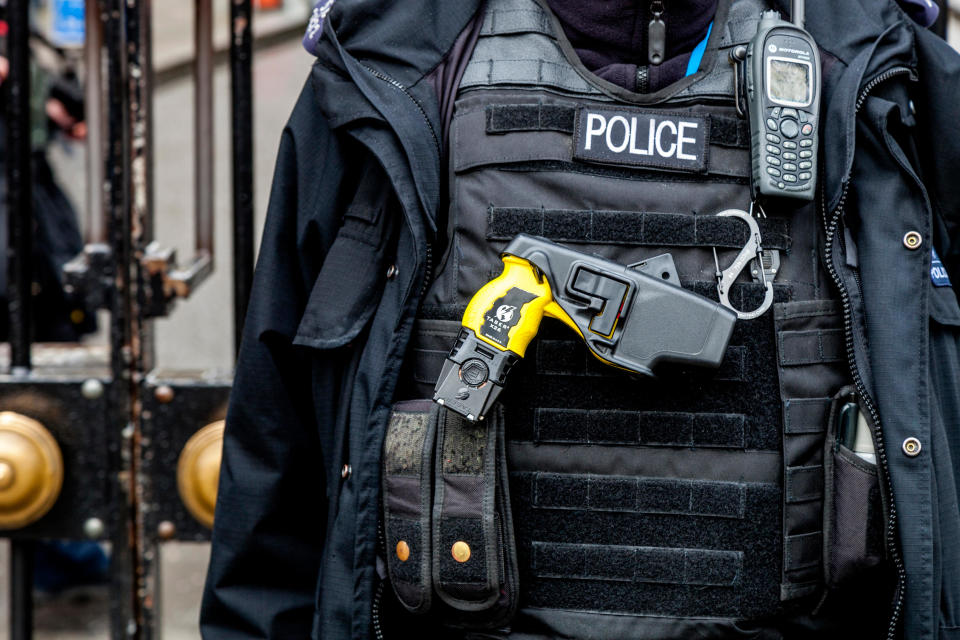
386,0,852,635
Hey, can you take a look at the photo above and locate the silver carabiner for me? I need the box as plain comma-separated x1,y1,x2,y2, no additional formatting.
712,209,774,320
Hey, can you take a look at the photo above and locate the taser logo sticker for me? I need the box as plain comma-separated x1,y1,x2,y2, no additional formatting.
480,288,537,348
573,107,709,172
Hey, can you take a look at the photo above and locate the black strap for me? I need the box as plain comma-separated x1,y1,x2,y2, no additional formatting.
432,406,518,625
486,207,791,251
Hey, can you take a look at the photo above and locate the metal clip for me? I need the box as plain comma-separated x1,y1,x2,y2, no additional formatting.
747,201,780,285
712,209,774,320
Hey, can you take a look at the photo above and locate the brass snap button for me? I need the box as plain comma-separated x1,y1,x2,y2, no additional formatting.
902,437,922,457
902,231,922,250
386,264,398,279
396,540,410,562
340,464,352,479
451,541,471,563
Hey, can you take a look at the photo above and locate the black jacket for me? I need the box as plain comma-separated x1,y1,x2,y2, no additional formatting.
200,1,960,638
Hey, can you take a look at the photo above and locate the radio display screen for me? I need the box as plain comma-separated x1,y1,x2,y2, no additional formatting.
768,59,810,105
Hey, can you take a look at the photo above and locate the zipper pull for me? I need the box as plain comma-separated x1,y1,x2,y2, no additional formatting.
648,1,666,66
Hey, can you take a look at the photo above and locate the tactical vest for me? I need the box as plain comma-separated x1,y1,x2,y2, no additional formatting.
383,0,866,636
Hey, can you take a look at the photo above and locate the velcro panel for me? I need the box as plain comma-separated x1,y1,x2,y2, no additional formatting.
509,472,782,618
486,104,575,134
532,408,746,449
486,207,791,251
499,286,785,452
532,543,742,586
382,401,437,614
437,517,488,583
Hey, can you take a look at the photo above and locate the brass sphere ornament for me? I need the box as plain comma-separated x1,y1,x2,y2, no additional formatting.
0,412,64,530
177,420,225,529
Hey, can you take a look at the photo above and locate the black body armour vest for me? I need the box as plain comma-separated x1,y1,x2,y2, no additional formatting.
386,0,856,636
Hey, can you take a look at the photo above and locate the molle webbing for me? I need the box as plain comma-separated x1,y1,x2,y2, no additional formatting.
405,280,817,619
510,471,782,618
459,0,606,97
486,208,790,250
774,301,850,600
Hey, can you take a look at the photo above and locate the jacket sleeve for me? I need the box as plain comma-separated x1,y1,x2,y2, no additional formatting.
912,26,960,275
200,75,347,639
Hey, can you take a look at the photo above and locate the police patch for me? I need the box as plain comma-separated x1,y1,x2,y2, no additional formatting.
573,106,709,173
932,248,952,287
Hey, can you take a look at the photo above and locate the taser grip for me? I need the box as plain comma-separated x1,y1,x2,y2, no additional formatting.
433,255,576,421
461,255,579,357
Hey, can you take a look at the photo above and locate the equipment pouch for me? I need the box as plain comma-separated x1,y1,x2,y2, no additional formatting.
382,400,438,614
432,404,519,627
822,388,884,588
773,300,849,600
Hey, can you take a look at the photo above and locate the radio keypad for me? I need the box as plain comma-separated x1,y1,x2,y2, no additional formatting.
765,107,815,189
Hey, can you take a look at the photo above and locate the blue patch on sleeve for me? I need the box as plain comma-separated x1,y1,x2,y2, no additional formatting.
302,0,336,55
932,248,952,287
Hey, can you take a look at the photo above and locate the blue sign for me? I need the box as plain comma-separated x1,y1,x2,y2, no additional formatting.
51,0,85,48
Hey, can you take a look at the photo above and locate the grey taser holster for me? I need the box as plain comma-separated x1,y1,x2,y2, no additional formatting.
381,0,879,636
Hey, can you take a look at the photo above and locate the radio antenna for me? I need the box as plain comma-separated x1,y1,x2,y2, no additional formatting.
792,0,805,28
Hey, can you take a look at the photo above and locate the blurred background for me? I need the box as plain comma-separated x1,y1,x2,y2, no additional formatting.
0,1,957,639
0,0,315,638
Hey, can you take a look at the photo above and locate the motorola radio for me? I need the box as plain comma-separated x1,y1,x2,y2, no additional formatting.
746,1,820,201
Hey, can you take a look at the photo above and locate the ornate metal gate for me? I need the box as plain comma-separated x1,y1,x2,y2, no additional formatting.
1,0,254,636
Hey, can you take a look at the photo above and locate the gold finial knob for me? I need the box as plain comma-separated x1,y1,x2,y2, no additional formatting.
177,420,225,529
0,412,64,530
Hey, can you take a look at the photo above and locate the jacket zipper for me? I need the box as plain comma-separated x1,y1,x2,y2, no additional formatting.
360,63,442,159
822,65,913,640
372,515,387,640
372,579,385,640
